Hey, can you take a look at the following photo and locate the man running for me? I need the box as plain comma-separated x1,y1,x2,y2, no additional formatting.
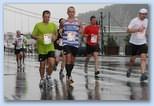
63,6,82,84
32,10,57,88
84,16,100,76
126,8,148,82
14,30,27,68
54,18,65,77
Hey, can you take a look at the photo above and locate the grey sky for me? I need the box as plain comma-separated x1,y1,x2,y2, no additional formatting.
4,3,111,33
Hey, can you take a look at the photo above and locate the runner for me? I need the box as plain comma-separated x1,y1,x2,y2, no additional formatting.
54,18,65,77
126,8,148,82
63,6,82,84
32,10,57,88
84,16,100,76
14,30,27,68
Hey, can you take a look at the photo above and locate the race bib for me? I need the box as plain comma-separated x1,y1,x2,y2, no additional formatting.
44,34,52,44
91,34,97,43
67,32,76,41
59,38,63,46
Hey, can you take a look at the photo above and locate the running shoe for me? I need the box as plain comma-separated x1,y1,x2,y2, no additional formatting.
66,76,74,84
95,71,100,76
47,76,53,88
39,79,45,88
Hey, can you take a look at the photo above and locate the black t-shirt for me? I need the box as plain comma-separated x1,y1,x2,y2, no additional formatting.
54,29,63,50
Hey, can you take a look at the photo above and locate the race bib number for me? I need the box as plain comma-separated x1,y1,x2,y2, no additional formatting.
67,32,76,41
91,34,97,43
44,34,52,44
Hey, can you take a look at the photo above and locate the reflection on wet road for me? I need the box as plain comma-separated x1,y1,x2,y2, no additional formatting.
4,55,149,100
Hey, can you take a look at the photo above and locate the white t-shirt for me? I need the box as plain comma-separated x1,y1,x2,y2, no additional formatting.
15,35,26,49
128,17,148,45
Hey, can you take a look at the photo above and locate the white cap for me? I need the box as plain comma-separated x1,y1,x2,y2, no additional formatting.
139,8,148,14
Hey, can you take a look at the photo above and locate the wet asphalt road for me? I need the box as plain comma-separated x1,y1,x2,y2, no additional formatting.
4,53,149,101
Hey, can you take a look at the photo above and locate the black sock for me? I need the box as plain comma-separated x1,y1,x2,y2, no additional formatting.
65,64,71,77
66,64,75,78
69,64,74,77
65,64,68,76
70,64,74,70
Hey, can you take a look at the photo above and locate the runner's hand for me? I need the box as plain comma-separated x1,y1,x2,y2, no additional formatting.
137,26,145,32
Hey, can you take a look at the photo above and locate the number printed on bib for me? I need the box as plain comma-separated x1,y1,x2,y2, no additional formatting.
44,34,52,44
67,32,76,41
91,34,97,43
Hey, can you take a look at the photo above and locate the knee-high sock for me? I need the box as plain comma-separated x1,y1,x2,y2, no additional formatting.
69,64,74,77
65,64,71,77
66,64,75,77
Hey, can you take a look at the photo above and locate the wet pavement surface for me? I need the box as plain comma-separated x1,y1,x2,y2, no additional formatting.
4,54,149,101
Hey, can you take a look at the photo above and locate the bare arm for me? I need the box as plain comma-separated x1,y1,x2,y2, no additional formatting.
52,32,58,42
127,28,139,33
32,35,39,40
127,18,146,34
127,26,145,33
